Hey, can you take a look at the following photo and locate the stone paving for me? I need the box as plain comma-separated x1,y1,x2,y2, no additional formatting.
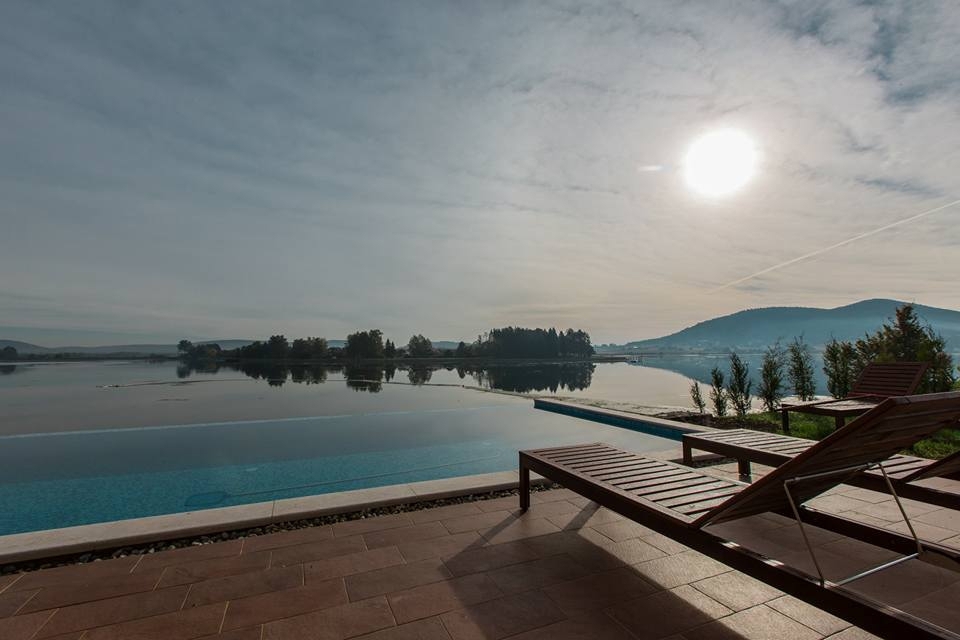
1,463,959,639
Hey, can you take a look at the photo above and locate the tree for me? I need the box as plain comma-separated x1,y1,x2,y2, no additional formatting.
709,367,728,417
177,340,194,355
267,335,289,359
690,381,706,414
757,343,785,412
455,341,469,357
290,337,328,360
345,330,385,359
787,336,816,401
853,304,956,393
384,339,397,358
727,353,752,417
0,346,16,360
823,338,856,398
407,334,434,358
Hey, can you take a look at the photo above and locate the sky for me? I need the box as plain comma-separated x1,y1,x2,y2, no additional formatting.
2,1,959,346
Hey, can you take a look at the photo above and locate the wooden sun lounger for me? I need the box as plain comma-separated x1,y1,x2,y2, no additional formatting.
781,361,929,431
682,428,960,508
520,392,960,639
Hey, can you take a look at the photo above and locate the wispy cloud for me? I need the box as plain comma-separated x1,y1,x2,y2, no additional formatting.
1,0,959,345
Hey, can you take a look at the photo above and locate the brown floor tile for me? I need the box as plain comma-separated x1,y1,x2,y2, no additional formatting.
486,554,588,594
849,557,959,606
157,550,272,588
824,627,882,639
11,556,140,591
0,588,38,617
691,571,782,611
388,573,503,624
480,516,561,544
475,496,528,513
591,520,657,543
683,604,821,640
884,519,957,542
442,510,517,535
305,546,405,581
195,627,263,640
399,531,485,562
900,580,960,631
35,585,189,637
849,499,939,522
410,503,484,524
365,522,450,549
606,584,732,639
519,501,585,519
443,541,540,576
631,550,730,589
0,574,20,593
440,590,566,640
0,610,56,640
915,508,960,531
354,616,451,639
221,578,348,631
241,525,334,553
543,567,657,614
345,558,451,601
546,506,624,531
332,513,413,537
135,540,244,573
83,602,226,640
638,531,688,555
20,569,163,614
766,595,848,636
184,564,303,608
261,596,396,640
270,535,368,567
534,488,587,503
582,534,667,567
508,610,636,640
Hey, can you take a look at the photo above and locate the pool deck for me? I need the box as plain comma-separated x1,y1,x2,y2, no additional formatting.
2,469,960,640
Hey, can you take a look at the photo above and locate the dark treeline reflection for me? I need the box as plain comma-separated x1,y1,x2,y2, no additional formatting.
457,363,595,393
175,361,595,394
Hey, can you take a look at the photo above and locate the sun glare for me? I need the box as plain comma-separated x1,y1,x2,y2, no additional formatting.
684,129,757,197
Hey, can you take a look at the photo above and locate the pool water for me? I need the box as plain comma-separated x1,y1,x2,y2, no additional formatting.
0,394,677,535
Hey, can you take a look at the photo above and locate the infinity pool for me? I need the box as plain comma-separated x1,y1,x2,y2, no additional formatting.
0,393,677,535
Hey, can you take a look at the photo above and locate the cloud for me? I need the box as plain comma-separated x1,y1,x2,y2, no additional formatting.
1,0,959,345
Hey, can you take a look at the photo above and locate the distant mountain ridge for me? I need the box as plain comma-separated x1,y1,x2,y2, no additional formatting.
617,299,960,353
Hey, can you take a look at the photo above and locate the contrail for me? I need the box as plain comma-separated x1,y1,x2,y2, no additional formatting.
711,198,960,292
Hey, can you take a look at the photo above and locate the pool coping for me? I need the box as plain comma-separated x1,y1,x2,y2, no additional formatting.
1,402,696,565
533,398,711,437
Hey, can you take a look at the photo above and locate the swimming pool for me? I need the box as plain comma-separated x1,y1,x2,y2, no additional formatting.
0,395,678,535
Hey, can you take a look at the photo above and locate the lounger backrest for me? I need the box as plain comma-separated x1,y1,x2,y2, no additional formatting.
907,449,960,481
698,391,960,526
851,362,928,397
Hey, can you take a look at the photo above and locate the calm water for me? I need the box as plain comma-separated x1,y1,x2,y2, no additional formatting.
0,359,709,435
0,362,688,534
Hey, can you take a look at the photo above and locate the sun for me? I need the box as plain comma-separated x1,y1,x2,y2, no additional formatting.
684,129,758,197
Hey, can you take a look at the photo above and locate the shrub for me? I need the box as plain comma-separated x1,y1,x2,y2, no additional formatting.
823,338,856,398
690,381,706,414
710,367,728,417
787,336,816,400
757,343,785,412
727,353,752,417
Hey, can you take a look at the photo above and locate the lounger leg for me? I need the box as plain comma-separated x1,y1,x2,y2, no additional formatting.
738,458,752,480
781,409,790,434
682,440,693,465
834,416,845,431
519,464,530,511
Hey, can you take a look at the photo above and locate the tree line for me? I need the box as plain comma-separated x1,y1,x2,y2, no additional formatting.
177,326,594,362
690,304,957,418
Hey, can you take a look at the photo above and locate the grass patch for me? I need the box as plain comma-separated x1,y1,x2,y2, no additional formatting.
715,412,960,459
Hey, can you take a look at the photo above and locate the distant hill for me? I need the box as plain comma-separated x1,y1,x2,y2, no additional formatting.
0,339,254,356
0,337,463,356
615,299,960,353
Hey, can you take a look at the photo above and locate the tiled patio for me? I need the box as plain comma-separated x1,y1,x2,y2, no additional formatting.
2,466,959,640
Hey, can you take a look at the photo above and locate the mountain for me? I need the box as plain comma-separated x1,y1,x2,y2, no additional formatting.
0,339,254,356
616,299,960,353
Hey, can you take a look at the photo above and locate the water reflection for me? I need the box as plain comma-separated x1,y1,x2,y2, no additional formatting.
173,360,596,394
